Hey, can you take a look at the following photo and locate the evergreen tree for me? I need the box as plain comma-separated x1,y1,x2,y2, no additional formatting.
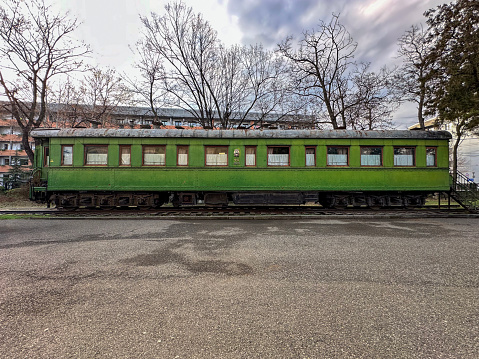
5,151,29,190
425,0,479,179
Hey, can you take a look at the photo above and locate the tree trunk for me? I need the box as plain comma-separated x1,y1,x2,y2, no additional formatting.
452,131,461,188
21,128,35,164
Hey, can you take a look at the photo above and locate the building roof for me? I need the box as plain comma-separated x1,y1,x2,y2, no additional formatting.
408,118,439,130
30,128,452,140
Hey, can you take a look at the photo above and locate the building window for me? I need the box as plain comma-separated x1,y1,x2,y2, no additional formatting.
175,121,182,127
245,146,256,167
305,147,316,166
43,147,49,167
205,146,228,166
62,145,73,166
268,146,290,166
4,158,9,165
394,147,415,166
426,147,437,167
361,147,382,166
177,146,189,166
327,146,349,166
85,145,108,166
143,145,166,166
120,145,131,166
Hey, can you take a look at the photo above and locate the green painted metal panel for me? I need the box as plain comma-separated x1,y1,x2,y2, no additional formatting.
45,167,450,192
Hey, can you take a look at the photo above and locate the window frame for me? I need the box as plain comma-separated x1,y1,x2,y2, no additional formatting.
305,146,316,167
142,145,166,166
177,145,189,166
245,146,257,167
360,146,383,167
119,145,131,167
327,146,349,167
267,146,291,167
205,146,229,167
426,147,437,167
84,145,109,166
61,145,73,166
43,146,50,167
393,146,416,167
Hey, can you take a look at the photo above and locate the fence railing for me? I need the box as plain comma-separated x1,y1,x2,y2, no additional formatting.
450,170,479,211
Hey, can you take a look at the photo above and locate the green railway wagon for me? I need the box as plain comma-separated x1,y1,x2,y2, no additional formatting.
29,128,451,208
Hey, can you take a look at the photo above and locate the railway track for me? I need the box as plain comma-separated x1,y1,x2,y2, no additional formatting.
1,205,477,219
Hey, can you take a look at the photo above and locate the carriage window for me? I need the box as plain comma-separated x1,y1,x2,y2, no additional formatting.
268,146,290,166
120,146,131,166
426,147,437,167
245,146,256,167
305,147,316,166
177,146,189,166
394,147,415,166
327,146,349,166
361,147,382,166
143,145,166,166
205,146,228,166
85,145,108,166
62,145,73,166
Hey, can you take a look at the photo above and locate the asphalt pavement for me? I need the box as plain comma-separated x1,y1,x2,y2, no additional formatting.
1,218,478,358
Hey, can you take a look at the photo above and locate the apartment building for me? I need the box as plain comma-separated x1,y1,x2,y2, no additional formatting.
0,119,33,188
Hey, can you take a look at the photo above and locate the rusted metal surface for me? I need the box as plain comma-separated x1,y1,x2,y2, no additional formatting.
30,128,452,140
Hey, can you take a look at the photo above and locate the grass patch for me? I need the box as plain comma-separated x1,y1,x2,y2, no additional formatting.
0,214,50,220
0,186,45,208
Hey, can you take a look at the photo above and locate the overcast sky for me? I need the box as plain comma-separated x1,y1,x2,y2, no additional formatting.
52,0,447,128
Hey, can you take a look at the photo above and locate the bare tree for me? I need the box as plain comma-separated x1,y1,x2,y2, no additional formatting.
139,1,220,128
278,14,358,129
46,67,130,128
346,64,400,130
78,67,130,127
127,37,169,127
0,0,90,162
214,44,301,129
137,1,296,129
396,25,434,130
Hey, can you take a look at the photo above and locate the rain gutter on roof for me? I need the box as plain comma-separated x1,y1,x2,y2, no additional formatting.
30,128,452,140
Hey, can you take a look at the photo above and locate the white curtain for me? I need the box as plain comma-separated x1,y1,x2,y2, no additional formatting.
327,154,347,166
246,153,256,166
206,153,227,166
427,154,435,167
361,155,381,166
86,153,107,165
144,153,165,165
178,154,188,166
394,155,413,166
306,153,315,166
268,154,289,166
121,153,130,166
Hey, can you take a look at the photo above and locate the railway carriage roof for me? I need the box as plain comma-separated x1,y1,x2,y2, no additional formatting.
30,128,452,140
